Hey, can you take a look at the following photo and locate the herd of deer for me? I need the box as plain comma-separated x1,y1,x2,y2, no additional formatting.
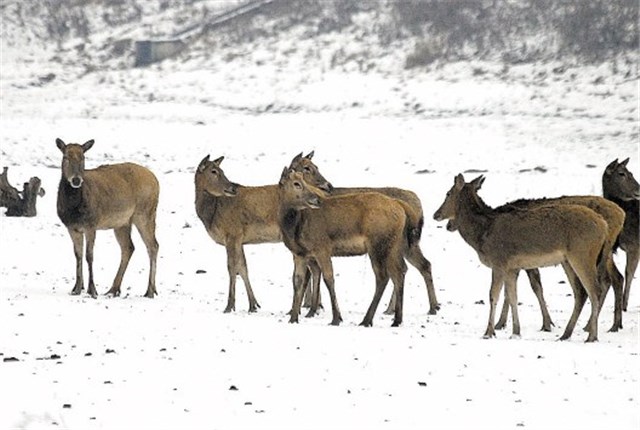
54,138,639,342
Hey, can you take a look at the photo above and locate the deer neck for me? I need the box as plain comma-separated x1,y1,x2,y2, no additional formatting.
603,184,638,215
278,200,308,256
194,182,220,227
454,189,494,253
57,175,89,226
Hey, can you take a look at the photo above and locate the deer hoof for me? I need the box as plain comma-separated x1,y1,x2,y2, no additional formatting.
608,323,622,332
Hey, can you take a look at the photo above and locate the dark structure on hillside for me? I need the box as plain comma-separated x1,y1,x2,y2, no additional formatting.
134,0,276,67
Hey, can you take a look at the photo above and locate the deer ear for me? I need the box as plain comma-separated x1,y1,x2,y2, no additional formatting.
620,158,630,167
82,139,95,152
56,138,66,152
454,174,465,188
198,155,210,173
605,159,619,174
471,175,485,190
305,151,315,160
213,156,224,166
291,152,303,164
279,166,289,186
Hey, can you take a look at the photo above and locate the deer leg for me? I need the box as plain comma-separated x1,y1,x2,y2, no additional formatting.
390,256,407,327
383,289,397,316
317,255,342,326
495,292,510,331
524,268,553,331
504,270,520,338
559,263,590,341
360,260,390,327
623,246,639,312
68,229,84,295
84,229,98,299
591,255,623,332
306,260,322,318
607,258,624,332
289,256,309,324
106,225,134,298
238,247,260,312
570,257,601,343
405,245,439,314
223,242,240,313
484,270,504,339
134,216,159,298
302,267,313,308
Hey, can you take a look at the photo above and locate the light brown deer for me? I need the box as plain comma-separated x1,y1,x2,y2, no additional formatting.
603,158,640,311
195,155,273,313
492,195,625,333
278,168,417,327
289,151,439,316
434,174,608,342
56,138,159,298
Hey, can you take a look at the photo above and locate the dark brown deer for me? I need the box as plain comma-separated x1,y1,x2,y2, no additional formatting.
56,138,159,298
434,174,608,342
493,195,624,333
278,168,416,327
603,158,640,311
289,151,439,316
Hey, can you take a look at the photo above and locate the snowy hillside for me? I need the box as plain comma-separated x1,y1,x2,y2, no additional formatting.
1,1,639,430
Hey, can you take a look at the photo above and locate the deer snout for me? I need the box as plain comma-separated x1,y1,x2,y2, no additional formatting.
69,176,83,188
224,183,238,197
307,196,321,209
433,210,443,221
319,182,334,193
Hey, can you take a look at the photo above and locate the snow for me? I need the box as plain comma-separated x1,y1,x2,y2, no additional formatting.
1,3,639,430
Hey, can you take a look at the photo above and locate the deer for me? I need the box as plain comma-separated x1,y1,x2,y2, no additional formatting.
603,158,640,311
278,168,420,327
433,174,608,342
194,155,272,313
492,195,625,333
55,138,159,298
288,151,439,316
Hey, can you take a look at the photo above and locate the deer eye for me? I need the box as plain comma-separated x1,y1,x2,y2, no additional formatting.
293,181,302,189
303,166,312,173
211,169,218,176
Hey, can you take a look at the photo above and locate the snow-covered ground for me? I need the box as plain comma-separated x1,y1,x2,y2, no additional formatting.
1,3,639,429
